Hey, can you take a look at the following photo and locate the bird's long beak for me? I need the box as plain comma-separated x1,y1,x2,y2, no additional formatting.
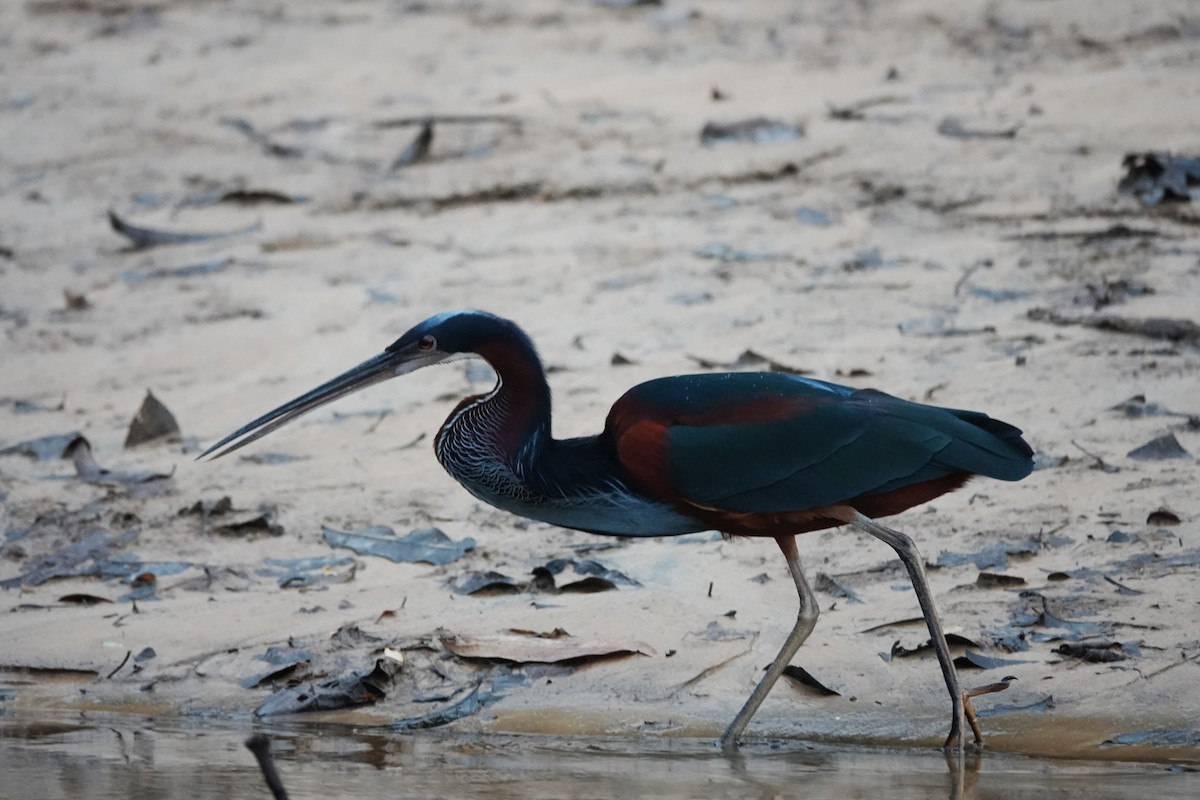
197,347,437,461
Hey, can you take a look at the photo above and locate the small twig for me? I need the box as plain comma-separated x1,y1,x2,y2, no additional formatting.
1119,649,1200,688
667,635,760,698
1070,440,1119,473
106,650,131,679
245,734,290,800
373,113,523,129
953,261,984,298
364,409,391,435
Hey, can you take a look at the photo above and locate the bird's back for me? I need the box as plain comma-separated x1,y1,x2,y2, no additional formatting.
605,372,1032,531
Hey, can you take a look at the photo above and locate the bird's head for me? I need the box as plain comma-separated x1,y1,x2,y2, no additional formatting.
197,310,532,461
385,309,527,365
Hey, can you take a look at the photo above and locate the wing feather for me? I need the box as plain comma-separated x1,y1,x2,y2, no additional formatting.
607,373,1032,516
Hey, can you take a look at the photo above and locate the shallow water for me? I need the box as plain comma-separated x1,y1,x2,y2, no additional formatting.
1,712,1197,800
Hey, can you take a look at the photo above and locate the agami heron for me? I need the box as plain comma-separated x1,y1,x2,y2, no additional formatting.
199,310,1033,749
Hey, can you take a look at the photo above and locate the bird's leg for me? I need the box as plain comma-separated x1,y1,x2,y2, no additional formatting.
718,533,818,750
836,508,968,752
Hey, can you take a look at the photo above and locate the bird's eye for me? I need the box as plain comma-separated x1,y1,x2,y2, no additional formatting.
418,335,436,351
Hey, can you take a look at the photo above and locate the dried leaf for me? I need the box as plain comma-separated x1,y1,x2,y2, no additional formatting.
1053,642,1130,663
782,664,840,696
109,210,260,250
63,289,89,310
1104,729,1200,747
693,620,754,642
1027,308,1200,347
1127,434,1192,461
814,572,863,603
860,617,926,634
64,436,173,486
936,116,1019,139
890,633,978,659
701,117,803,145
1117,152,1200,205
0,431,82,460
537,558,638,592
953,650,1035,670
386,682,503,731
686,349,810,375
0,530,137,589
118,258,231,283
1146,507,1182,526
179,496,234,516
124,390,180,447
977,695,1054,718
441,632,654,663
57,593,113,606
212,508,282,538
507,627,570,639
255,654,402,716
389,119,434,170
258,556,356,589
323,525,475,565
976,572,1027,588
1103,575,1144,596
451,570,522,596
218,189,307,206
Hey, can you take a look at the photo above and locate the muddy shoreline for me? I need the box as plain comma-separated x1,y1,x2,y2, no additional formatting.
3,0,1200,768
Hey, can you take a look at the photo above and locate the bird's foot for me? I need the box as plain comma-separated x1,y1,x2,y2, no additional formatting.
944,678,1014,752
717,726,742,753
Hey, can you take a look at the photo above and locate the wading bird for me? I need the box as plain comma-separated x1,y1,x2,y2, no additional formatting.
200,310,1033,750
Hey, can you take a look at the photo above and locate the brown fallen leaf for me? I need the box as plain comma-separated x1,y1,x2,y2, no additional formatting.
63,289,90,310
1027,307,1200,346
441,632,655,663
687,349,811,375
782,664,841,696
64,436,174,486
58,593,113,606
976,572,1027,588
1147,507,1182,526
507,627,570,639
109,210,261,250
124,389,181,447
389,119,434,170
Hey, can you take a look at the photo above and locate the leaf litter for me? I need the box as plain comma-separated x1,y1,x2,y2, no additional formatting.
389,119,434,170
1117,152,1200,205
440,630,655,664
322,525,475,565
686,349,811,375
0,432,81,460
450,557,637,596
700,117,804,145
258,556,357,589
935,532,1070,570
1127,434,1192,461
782,664,841,696
254,648,404,716
451,570,524,596
124,390,180,447
64,436,174,487
108,210,261,250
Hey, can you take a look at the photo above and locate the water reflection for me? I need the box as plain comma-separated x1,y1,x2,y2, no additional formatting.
1,713,1195,800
